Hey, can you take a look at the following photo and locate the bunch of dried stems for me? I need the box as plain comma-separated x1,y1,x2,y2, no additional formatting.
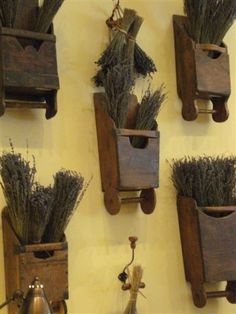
43,170,85,243
102,63,134,128
34,0,64,33
0,0,18,27
0,0,63,33
0,147,87,245
132,85,166,148
94,7,157,87
184,0,236,45
123,265,143,314
0,149,36,244
171,156,236,206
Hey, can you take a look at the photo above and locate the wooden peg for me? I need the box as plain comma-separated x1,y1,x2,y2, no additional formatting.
129,237,138,249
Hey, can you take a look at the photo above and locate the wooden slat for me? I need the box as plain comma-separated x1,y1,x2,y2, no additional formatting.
1,27,56,42
116,128,158,138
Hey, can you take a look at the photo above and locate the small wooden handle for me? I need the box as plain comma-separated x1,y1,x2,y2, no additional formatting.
129,236,138,249
116,128,158,138
196,43,227,54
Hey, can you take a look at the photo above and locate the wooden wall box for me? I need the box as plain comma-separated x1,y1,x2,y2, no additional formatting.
0,27,59,119
0,0,59,119
94,92,160,215
173,15,231,122
177,195,236,307
2,209,68,314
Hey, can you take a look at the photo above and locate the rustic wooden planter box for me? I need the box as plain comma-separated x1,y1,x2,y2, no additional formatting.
94,92,160,215
177,195,236,308
173,15,231,122
2,209,68,314
0,26,59,119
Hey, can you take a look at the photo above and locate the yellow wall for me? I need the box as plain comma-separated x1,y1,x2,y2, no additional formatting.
0,0,236,313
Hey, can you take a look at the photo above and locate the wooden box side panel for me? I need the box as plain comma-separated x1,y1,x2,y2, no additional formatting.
177,196,205,284
2,36,59,90
173,15,196,100
198,209,236,282
94,93,119,192
117,132,160,190
195,48,231,96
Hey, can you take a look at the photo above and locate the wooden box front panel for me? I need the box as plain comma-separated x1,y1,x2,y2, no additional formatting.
117,132,160,190
19,250,68,301
1,33,59,91
198,209,236,282
195,49,231,96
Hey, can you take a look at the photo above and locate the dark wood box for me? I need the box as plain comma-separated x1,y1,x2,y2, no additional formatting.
2,209,68,314
0,27,59,119
173,15,231,122
177,195,236,307
94,92,160,215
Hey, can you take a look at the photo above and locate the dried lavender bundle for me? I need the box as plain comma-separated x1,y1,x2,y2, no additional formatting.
124,265,143,314
0,151,36,244
132,85,166,148
103,62,134,128
0,0,19,27
28,184,53,244
94,8,136,87
134,44,157,77
43,170,85,243
184,0,236,45
126,15,143,66
171,156,236,206
34,0,64,33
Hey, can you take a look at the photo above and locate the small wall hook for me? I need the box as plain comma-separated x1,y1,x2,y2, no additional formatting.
118,236,145,292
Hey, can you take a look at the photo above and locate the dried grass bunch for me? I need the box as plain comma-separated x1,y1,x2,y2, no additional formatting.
0,0,18,27
184,0,236,45
171,156,236,206
132,86,166,147
34,0,64,33
94,7,156,87
0,146,87,245
0,0,64,33
123,265,143,314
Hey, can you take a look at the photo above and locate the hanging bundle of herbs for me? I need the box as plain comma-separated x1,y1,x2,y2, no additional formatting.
184,0,236,45
94,8,137,87
123,265,143,314
34,0,64,33
0,0,18,27
171,156,236,206
0,146,88,245
94,5,157,87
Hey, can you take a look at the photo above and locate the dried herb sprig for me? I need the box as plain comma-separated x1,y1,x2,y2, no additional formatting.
94,8,137,87
28,184,53,244
34,0,64,33
103,62,134,128
43,170,85,243
124,265,143,314
132,85,166,148
0,0,19,27
184,0,236,45
171,156,236,206
0,150,36,244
